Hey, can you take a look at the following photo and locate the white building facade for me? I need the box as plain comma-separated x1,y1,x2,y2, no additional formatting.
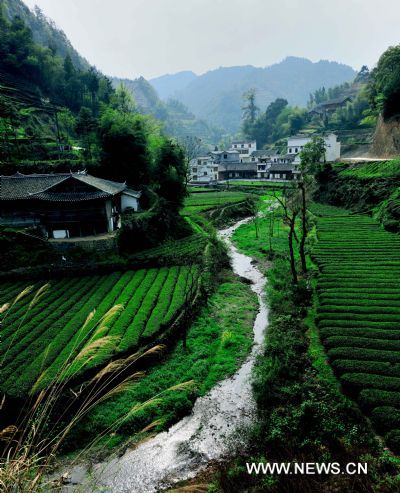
189,157,219,183
287,133,341,162
231,140,257,161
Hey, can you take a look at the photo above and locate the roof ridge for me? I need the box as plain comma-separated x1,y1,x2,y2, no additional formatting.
74,174,126,194
28,176,70,196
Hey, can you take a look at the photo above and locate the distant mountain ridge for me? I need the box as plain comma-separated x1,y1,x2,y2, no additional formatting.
150,57,357,133
150,71,197,100
111,76,223,143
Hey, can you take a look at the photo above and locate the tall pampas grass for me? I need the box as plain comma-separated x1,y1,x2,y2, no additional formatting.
0,286,195,492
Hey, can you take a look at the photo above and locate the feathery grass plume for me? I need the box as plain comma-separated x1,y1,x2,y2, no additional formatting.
0,425,18,441
73,335,120,364
82,309,96,330
12,285,34,306
165,380,196,393
90,345,165,390
0,303,10,314
91,353,145,381
30,369,49,395
125,397,164,420
90,359,127,382
32,391,46,412
53,335,122,385
98,381,147,405
90,304,124,341
29,284,50,310
139,344,166,358
140,419,164,433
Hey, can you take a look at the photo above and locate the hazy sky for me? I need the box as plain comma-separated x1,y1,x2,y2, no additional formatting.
22,0,400,80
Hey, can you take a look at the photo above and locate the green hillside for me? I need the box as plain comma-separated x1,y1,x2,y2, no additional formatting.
1,0,89,70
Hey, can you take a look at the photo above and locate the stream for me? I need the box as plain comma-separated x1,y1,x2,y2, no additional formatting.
73,217,269,493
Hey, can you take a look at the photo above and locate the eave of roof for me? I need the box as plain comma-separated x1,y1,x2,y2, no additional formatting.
123,189,141,199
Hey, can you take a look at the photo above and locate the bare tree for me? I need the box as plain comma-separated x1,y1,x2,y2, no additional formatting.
179,136,203,186
274,189,300,284
268,202,275,256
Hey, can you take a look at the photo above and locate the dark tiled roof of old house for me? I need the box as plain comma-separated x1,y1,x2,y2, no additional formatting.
0,172,133,202
309,96,353,114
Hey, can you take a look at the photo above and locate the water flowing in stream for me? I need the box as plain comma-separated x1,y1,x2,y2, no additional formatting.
75,217,269,493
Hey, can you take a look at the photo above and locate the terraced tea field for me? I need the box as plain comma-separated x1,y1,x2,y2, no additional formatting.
339,159,400,179
312,204,400,449
131,233,208,264
182,191,250,216
0,266,198,398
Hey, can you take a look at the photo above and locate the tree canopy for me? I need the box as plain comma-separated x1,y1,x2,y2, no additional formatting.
368,45,400,120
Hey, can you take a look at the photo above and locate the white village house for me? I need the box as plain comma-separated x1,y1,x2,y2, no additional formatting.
230,140,257,160
288,133,341,163
189,156,219,183
258,133,341,181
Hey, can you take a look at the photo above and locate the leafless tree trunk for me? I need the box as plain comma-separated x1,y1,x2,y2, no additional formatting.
274,191,299,284
298,180,307,274
268,207,275,255
288,210,298,284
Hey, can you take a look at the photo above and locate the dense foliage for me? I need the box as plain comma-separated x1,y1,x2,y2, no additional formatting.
0,7,112,114
368,45,400,120
242,96,307,147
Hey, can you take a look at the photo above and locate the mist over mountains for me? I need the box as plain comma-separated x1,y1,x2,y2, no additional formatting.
150,57,356,133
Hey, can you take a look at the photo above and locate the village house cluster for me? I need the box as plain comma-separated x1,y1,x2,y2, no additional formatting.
189,133,341,184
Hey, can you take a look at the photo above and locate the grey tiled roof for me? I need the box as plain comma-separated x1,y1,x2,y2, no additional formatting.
309,96,353,113
74,174,126,195
251,149,281,157
232,140,256,145
268,163,296,173
32,191,112,202
219,163,258,171
0,172,130,202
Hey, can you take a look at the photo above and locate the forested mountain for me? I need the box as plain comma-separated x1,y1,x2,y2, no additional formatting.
150,57,356,133
1,0,88,70
0,1,116,169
